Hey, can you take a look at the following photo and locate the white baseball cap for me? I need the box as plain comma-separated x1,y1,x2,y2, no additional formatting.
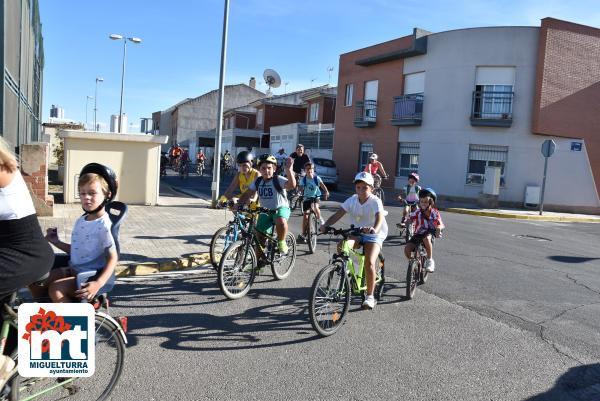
353,172,374,186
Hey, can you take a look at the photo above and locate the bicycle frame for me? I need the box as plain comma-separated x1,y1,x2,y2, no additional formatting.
336,238,369,295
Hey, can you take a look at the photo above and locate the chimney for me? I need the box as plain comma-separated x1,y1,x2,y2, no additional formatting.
249,77,256,89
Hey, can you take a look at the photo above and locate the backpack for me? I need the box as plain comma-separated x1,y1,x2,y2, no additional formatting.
302,175,319,187
255,175,286,197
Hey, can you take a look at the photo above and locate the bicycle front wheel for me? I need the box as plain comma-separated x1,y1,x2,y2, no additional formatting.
406,259,419,299
9,315,125,401
271,233,296,280
218,240,257,299
210,226,235,270
374,253,385,301
309,261,350,337
307,212,318,254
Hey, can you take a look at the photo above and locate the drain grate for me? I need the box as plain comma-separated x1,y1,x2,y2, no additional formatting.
513,234,552,242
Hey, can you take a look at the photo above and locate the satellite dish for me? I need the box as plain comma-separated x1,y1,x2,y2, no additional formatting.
263,69,281,96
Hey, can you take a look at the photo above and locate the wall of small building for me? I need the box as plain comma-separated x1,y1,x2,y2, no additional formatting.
262,105,307,133
333,35,413,185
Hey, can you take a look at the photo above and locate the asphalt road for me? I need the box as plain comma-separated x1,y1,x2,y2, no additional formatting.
102,170,600,400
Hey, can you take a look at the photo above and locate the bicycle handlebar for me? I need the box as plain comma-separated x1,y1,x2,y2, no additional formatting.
321,225,364,237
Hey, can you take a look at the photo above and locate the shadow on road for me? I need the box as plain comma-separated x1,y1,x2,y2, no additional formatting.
548,255,600,264
524,363,600,401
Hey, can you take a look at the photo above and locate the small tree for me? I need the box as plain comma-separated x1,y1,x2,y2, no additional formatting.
53,139,64,166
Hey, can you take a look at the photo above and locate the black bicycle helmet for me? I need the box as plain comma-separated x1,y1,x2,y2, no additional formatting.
418,187,437,203
236,150,254,164
80,163,118,203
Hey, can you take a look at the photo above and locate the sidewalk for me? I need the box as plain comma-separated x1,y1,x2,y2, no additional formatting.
37,191,235,277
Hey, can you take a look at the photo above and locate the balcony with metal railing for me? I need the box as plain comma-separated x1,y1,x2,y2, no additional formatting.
354,100,377,128
391,94,423,126
470,91,514,127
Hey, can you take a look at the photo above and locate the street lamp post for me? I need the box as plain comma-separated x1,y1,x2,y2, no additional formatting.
85,95,93,130
109,34,142,134
94,77,103,131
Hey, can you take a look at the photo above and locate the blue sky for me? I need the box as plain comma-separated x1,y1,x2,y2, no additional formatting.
39,0,600,132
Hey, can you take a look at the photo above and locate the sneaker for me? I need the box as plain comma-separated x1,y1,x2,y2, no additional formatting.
278,240,289,254
396,222,405,228
0,354,16,389
361,295,376,310
296,234,305,243
424,258,435,272
319,218,325,225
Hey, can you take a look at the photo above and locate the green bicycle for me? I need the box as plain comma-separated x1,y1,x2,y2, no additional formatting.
1,292,127,401
308,226,385,337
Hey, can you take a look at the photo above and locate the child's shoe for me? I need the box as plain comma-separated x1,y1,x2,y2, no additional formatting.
278,240,289,254
424,258,435,272
361,295,376,310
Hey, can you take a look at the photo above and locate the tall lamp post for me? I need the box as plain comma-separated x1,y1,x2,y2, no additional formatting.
85,95,93,130
109,34,142,134
94,77,103,131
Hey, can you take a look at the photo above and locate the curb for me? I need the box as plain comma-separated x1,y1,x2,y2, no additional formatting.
115,252,213,277
442,207,600,223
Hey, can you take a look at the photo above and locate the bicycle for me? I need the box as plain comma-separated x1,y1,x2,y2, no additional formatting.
179,160,189,179
288,173,304,213
1,291,127,401
217,205,297,300
196,160,205,176
396,201,417,243
301,196,320,254
308,226,385,337
372,174,386,204
209,201,252,270
405,229,437,299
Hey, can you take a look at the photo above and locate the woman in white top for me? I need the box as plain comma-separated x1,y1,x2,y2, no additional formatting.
0,137,54,300
320,172,388,310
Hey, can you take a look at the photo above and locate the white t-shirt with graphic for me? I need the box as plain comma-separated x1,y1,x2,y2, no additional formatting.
341,194,388,242
249,176,289,210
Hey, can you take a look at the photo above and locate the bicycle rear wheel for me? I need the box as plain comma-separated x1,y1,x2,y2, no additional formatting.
210,226,235,270
218,240,256,299
307,212,318,254
9,315,125,401
406,259,419,299
309,261,350,337
271,233,296,280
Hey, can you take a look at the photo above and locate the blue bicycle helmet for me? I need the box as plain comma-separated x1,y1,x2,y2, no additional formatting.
418,187,437,203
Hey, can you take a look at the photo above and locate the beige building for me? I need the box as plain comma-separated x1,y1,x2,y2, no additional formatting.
60,131,168,205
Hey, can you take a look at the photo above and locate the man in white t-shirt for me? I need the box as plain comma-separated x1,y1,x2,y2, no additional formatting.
320,171,387,309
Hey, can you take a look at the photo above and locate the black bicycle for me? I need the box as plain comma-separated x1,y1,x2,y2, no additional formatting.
217,206,297,299
406,229,438,299
302,196,321,254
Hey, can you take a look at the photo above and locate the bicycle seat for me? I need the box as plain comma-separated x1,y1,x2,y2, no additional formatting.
105,201,128,255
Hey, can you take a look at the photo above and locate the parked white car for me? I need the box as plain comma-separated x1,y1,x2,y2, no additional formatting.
313,157,338,190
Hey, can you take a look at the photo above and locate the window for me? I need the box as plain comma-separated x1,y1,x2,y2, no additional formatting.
345,84,353,106
359,143,374,171
473,85,513,118
256,109,264,125
466,144,508,186
309,103,319,122
397,142,420,177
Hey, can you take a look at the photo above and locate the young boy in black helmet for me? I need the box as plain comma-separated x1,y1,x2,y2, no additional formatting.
40,164,119,303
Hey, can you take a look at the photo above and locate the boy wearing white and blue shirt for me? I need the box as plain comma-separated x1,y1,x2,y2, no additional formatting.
299,162,329,242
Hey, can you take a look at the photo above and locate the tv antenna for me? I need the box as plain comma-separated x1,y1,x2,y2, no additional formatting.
263,69,281,97
327,66,334,85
